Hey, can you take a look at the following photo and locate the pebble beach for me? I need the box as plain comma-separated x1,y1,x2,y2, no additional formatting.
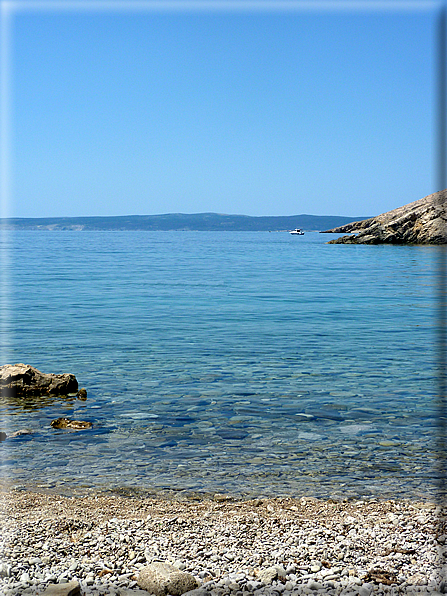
0,488,445,596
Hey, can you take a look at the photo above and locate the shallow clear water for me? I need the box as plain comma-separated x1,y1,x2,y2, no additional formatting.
0,230,443,500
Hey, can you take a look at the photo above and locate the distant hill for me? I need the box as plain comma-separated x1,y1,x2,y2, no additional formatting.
0,213,371,232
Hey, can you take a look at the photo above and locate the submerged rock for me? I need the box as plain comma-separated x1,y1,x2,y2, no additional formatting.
0,429,33,442
0,363,78,397
9,429,33,438
322,188,447,244
76,388,87,400
50,418,92,430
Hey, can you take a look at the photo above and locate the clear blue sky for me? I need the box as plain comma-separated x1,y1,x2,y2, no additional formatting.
6,1,439,218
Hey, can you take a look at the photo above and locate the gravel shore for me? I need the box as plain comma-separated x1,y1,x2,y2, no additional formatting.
0,489,445,596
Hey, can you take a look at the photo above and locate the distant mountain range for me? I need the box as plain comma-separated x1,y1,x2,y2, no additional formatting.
0,213,371,232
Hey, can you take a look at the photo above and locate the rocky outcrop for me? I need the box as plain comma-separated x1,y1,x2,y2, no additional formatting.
322,189,447,244
138,562,199,596
0,363,78,397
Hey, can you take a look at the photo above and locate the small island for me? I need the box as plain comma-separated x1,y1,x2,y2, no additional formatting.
322,189,447,244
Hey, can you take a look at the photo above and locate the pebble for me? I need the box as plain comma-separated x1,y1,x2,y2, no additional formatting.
0,490,443,596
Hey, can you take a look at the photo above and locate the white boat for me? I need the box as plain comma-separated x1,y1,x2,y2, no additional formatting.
290,228,304,235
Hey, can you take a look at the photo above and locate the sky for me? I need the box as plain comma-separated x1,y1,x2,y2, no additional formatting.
2,0,441,218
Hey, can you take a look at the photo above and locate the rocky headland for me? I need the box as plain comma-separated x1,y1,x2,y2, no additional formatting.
322,189,447,244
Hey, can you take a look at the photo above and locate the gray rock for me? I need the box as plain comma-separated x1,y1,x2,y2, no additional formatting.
0,363,78,397
0,563,11,577
323,188,447,244
138,562,199,596
258,567,278,584
357,585,374,596
273,565,286,578
41,580,81,596
246,581,263,591
44,574,58,582
182,589,211,596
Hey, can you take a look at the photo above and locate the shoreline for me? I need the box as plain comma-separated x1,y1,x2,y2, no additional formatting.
0,477,441,507
0,488,444,596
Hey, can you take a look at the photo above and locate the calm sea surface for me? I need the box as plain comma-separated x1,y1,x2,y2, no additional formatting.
0,230,443,500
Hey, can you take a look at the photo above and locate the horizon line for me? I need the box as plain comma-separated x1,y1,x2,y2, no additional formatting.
0,211,372,219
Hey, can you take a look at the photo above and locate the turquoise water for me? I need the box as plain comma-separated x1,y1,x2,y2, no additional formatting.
0,230,442,500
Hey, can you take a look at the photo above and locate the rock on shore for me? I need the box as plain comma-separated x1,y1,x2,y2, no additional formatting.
138,562,199,596
0,364,78,397
322,189,447,244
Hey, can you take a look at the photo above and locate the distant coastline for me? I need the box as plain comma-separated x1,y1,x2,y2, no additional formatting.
0,212,370,232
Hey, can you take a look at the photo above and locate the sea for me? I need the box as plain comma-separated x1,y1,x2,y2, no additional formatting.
0,229,444,501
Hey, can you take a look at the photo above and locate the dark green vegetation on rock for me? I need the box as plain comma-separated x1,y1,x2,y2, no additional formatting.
50,418,92,430
322,189,447,244
0,213,369,232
